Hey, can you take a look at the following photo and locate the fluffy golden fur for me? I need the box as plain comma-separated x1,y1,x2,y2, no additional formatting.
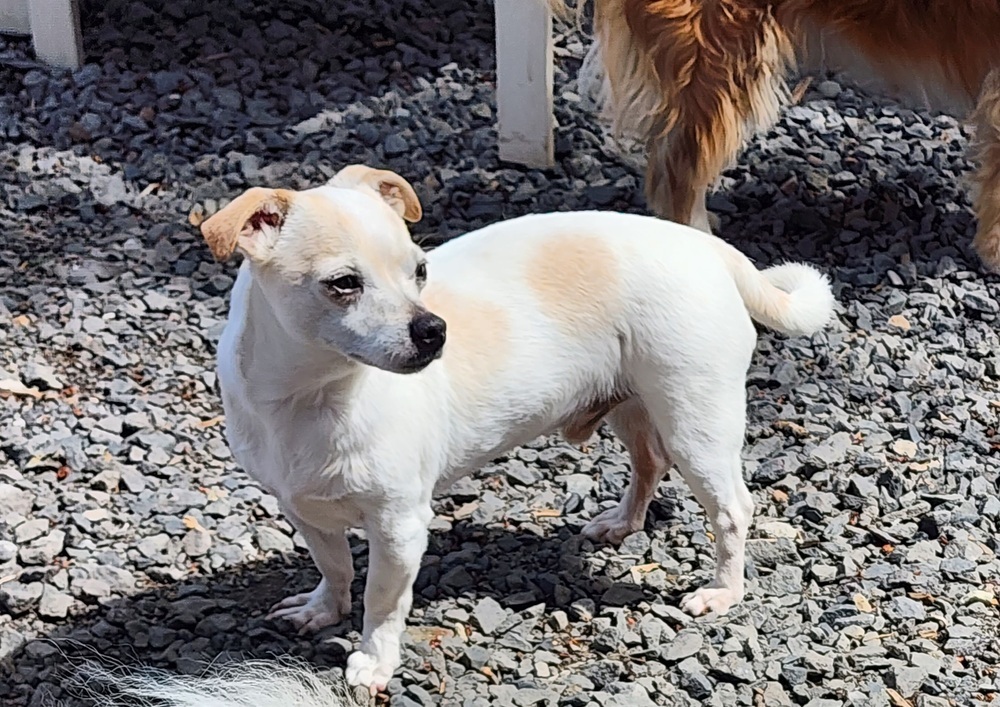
562,0,1000,270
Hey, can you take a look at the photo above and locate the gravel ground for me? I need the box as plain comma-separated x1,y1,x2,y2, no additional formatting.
1,1,999,705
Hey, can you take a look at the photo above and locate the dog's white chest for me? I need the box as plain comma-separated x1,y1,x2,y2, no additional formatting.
223,396,368,530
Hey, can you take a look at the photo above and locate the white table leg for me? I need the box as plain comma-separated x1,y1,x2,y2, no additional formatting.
0,0,30,34
494,0,555,168
27,0,82,69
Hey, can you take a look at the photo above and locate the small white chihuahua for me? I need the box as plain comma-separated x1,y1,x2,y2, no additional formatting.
200,165,835,693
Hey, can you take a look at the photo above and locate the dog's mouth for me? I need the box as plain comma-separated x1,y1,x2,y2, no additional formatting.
394,349,442,374
348,349,441,375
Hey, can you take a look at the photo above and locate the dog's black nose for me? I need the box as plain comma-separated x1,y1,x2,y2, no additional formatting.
409,312,447,355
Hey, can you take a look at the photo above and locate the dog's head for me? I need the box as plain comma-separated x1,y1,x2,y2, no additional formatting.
200,165,446,374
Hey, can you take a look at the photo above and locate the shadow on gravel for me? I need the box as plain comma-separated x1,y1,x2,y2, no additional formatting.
2,522,683,706
0,0,502,299
716,159,987,278
74,0,497,77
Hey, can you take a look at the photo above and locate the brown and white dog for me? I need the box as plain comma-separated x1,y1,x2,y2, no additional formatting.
202,164,834,691
558,0,1000,270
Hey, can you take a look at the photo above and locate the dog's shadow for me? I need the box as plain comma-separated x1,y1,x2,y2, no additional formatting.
1,497,702,706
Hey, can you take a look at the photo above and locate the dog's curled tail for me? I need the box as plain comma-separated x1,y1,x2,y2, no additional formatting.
716,242,835,337
70,659,354,707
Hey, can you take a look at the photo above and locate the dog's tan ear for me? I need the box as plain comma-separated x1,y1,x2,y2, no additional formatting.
329,165,422,223
200,188,294,261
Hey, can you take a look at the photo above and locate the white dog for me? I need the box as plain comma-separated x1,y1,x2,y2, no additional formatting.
200,165,835,693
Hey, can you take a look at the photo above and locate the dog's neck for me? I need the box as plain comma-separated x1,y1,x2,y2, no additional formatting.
235,271,365,408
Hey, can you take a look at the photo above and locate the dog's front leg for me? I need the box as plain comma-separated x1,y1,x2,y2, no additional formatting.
267,508,353,632
346,507,431,694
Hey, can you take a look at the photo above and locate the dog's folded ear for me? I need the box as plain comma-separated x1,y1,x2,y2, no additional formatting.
328,165,422,223
200,188,294,261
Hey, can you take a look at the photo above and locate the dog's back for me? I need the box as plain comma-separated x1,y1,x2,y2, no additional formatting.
781,0,1000,110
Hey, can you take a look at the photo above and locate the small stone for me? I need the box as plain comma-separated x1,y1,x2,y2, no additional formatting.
15,518,49,543
893,665,930,695
891,439,918,458
757,520,799,540
77,578,112,600
473,597,506,635
195,614,237,635
781,664,808,686
810,432,853,467
760,681,793,707
255,526,293,553
760,565,804,597
504,461,540,486
120,466,147,493
0,581,43,614
123,411,152,433
91,467,121,492
137,534,173,562
906,540,940,564
37,585,74,619
22,361,64,390
549,610,569,631
601,583,644,606
962,589,996,606
88,564,135,593
0,484,33,517
183,529,213,557
811,564,837,582
383,134,408,157
143,291,175,312
20,529,65,565
676,657,713,699
712,653,756,683
884,596,926,621
461,645,491,670
0,627,27,663
662,629,704,662
817,80,841,98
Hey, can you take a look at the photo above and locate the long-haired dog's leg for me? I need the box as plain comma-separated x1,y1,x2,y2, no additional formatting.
594,0,795,231
971,66,1000,272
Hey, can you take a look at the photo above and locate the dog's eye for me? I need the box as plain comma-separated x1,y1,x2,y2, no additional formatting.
324,274,363,295
415,262,427,281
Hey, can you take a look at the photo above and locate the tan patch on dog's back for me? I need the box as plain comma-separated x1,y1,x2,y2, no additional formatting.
526,234,621,334
422,286,510,390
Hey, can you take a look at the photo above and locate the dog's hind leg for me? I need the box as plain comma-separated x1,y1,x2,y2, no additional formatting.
581,398,670,544
634,368,754,616
971,66,1000,272
598,0,794,231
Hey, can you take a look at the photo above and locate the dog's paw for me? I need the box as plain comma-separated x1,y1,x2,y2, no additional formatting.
680,584,742,617
345,650,395,695
267,582,349,634
581,506,640,545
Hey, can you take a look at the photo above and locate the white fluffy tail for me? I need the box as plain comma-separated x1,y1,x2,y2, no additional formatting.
714,242,835,337
70,659,355,707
